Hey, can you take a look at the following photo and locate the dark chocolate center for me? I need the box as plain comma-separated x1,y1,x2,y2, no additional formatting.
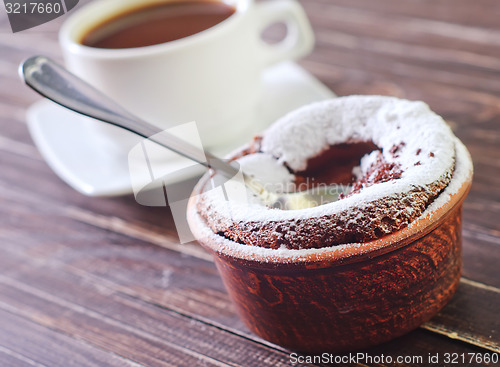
295,141,379,187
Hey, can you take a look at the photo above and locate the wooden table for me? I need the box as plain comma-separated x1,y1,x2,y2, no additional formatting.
1,0,499,366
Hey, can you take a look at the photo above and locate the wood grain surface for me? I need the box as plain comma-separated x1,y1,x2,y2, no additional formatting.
0,0,499,366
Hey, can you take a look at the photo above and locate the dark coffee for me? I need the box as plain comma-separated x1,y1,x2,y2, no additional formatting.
81,1,236,49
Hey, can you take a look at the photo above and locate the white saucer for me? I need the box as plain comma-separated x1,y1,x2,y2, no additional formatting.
26,62,335,197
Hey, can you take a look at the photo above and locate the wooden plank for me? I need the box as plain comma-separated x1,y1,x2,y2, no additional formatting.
0,308,142,367
462,235,500,290
4,167,496,302
307,0,500,28
425,279,500,353
299,59,500,125
0,348,48,367
309,25,500,75
0,149,499,353
1,135,499,263
302,2,500,54
306,47,500,97
361,329,497,367
0,252,312,367
0,230,496,367
0,134,42,161
0,280,233,367
1,191,500,358
0,1,499,364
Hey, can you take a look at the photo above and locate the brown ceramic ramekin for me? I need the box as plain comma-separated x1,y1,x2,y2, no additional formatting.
187,139,473,353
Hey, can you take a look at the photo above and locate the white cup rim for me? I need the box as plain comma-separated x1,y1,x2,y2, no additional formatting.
59,0,249,59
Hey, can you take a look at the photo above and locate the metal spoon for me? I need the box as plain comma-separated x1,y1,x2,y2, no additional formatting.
20,56,347,209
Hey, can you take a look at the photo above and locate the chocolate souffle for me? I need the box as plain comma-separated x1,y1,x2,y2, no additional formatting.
190,96,462,250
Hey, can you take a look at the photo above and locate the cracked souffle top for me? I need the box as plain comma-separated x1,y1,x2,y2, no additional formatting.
193,96,457,250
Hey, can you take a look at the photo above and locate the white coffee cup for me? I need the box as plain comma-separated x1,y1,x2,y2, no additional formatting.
59,0,314,155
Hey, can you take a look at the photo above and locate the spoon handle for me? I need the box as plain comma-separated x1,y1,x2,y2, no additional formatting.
20,55,239,178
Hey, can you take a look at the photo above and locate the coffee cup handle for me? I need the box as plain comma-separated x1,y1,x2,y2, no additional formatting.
254,0,314,67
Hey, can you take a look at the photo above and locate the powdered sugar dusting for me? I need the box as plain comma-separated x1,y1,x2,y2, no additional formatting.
188,137,472,263
236,153,295,194
187,203,371,263
261,96,453,178
200,96,456,224
411,137,473,222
